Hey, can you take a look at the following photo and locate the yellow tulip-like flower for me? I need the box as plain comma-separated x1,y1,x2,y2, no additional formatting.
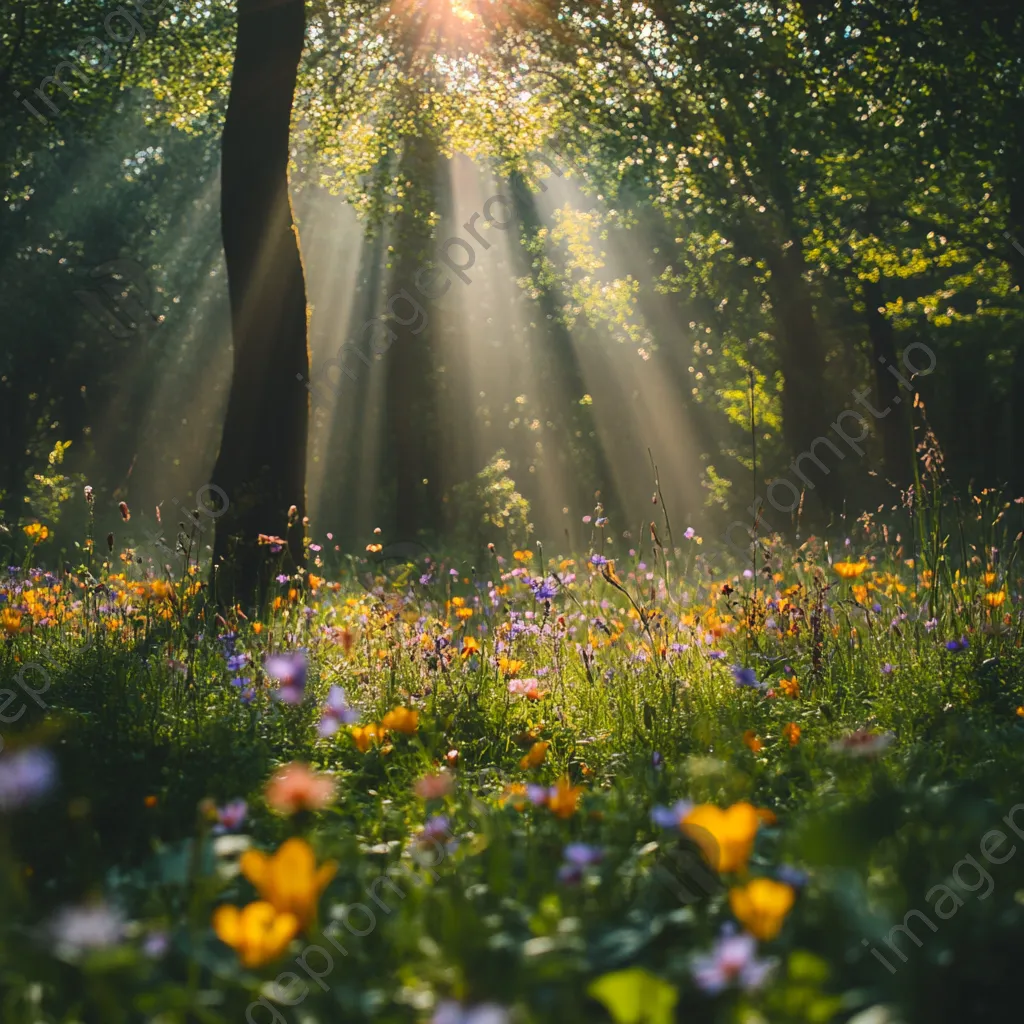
520,740,549,770
985,591,1006,608
834,561,868,580
1,608,23,636
729,878,796,939
240,838,336,928
548,776,584,818
683,802,761,873
351,723,383,753
381,707,419,734
212,901,299,967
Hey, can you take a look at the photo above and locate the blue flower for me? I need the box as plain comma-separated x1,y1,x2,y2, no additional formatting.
945,636,969,653
731,665,761,688
651,799,693,829
530,576,558,601
590,554,608,567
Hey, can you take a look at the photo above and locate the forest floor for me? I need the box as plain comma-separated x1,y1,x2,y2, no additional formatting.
3,509,1024,1023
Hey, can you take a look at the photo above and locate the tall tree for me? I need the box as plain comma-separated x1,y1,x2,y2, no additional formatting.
210,0,310,604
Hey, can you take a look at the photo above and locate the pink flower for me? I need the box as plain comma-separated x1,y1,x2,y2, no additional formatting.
414,772,455,800
264,762,335,815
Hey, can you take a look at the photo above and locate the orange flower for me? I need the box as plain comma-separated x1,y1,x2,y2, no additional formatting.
513,550,533,563
985,591,1006,608
381,707,419,734
729,878,795,940
213,901,299,967
851,584,868,605
264,762,336,815
547,776,584,818
462,636,481,658
520,740,550,770
782,722,801,747
742,730,763,754
351,723,383,752
501,782,529,810
834,560,868,580
779,676,800,698
683,802,761,873
499,656,526,677
982,572,997,586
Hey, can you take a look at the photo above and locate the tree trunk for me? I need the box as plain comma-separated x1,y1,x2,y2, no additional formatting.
862,277,912,485
210,0,309,606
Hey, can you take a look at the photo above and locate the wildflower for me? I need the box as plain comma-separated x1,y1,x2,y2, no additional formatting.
589,553,608,567
652,751,664,770
264,649,308,705
414,772,455,800
779,676,800,698
985,591,1007,608
782,723,801,747
381,707,419,734
143,930,170,958
419,814,452,844
651,799,694,829
0,747,57,811
351,723,384,752
684,527,696,539
776,864,809,888
520,740,549,770
513,550,533,563
691,929,776,994
944,636,969,653
508,677,547,699
833,561,868,579
240,837,336,927
264,762,336,815
830,729,895,757
49,902,125,962
317,686,359,737
499,656,525,677
882,662,893,675
547,776,584,818
1,608,23,635
530,576,558,601
231,677,256,703
558,842,603,884
461,636,480,658
213,901,299,967
683,802,761,873
742,730,763,754
729,878,796,940
433,1001,510,1024
731,665,762,689
213,799,248,834
924,617,938,631
83,485,94,503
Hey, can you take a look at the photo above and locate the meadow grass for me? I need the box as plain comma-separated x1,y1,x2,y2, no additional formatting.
2,494,1024,1023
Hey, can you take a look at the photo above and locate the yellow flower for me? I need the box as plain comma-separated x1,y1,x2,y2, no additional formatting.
834,561,868,580
851,584,868,605
462,636,480,658
23,522,49,543
499,656,525,677
520,740,549,770
683,802,761,873
381,707,419,734
782,722,801,747
1,609,23,635
729,878,796,940
240,838,336,928
779,676,800,699
985,591,1006,608
1016,707,1024,718
742,730,763,754
982,572,997,586
456,607,474,620
547,776,583,818
351,723,383,752
513,550,533,563
213,901,299,967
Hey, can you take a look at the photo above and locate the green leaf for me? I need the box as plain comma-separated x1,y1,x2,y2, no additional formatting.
587,968,679,1024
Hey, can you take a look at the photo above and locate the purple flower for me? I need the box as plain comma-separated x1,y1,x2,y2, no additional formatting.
691,931,776,995
530,576,558,601
422,815,451,842
213,799,248,834
433,1001,509,1024
558,842,603,883
652,751,664,770
449,568,459,577
872,602,883,613
708,650,726,661
731,665,761,689
526,784,550,806
265,649,308,704
217,632,237,657
226,652,250,673
142,930,169,959
882,663,893,675
590,554,608,567
945,637,969,653
651,799,693,829
684,527,696,540
924,617,938,632
0,747,57,811
317,685,360,737
276,574,290,584
420,573,433,585
776,864,809,889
